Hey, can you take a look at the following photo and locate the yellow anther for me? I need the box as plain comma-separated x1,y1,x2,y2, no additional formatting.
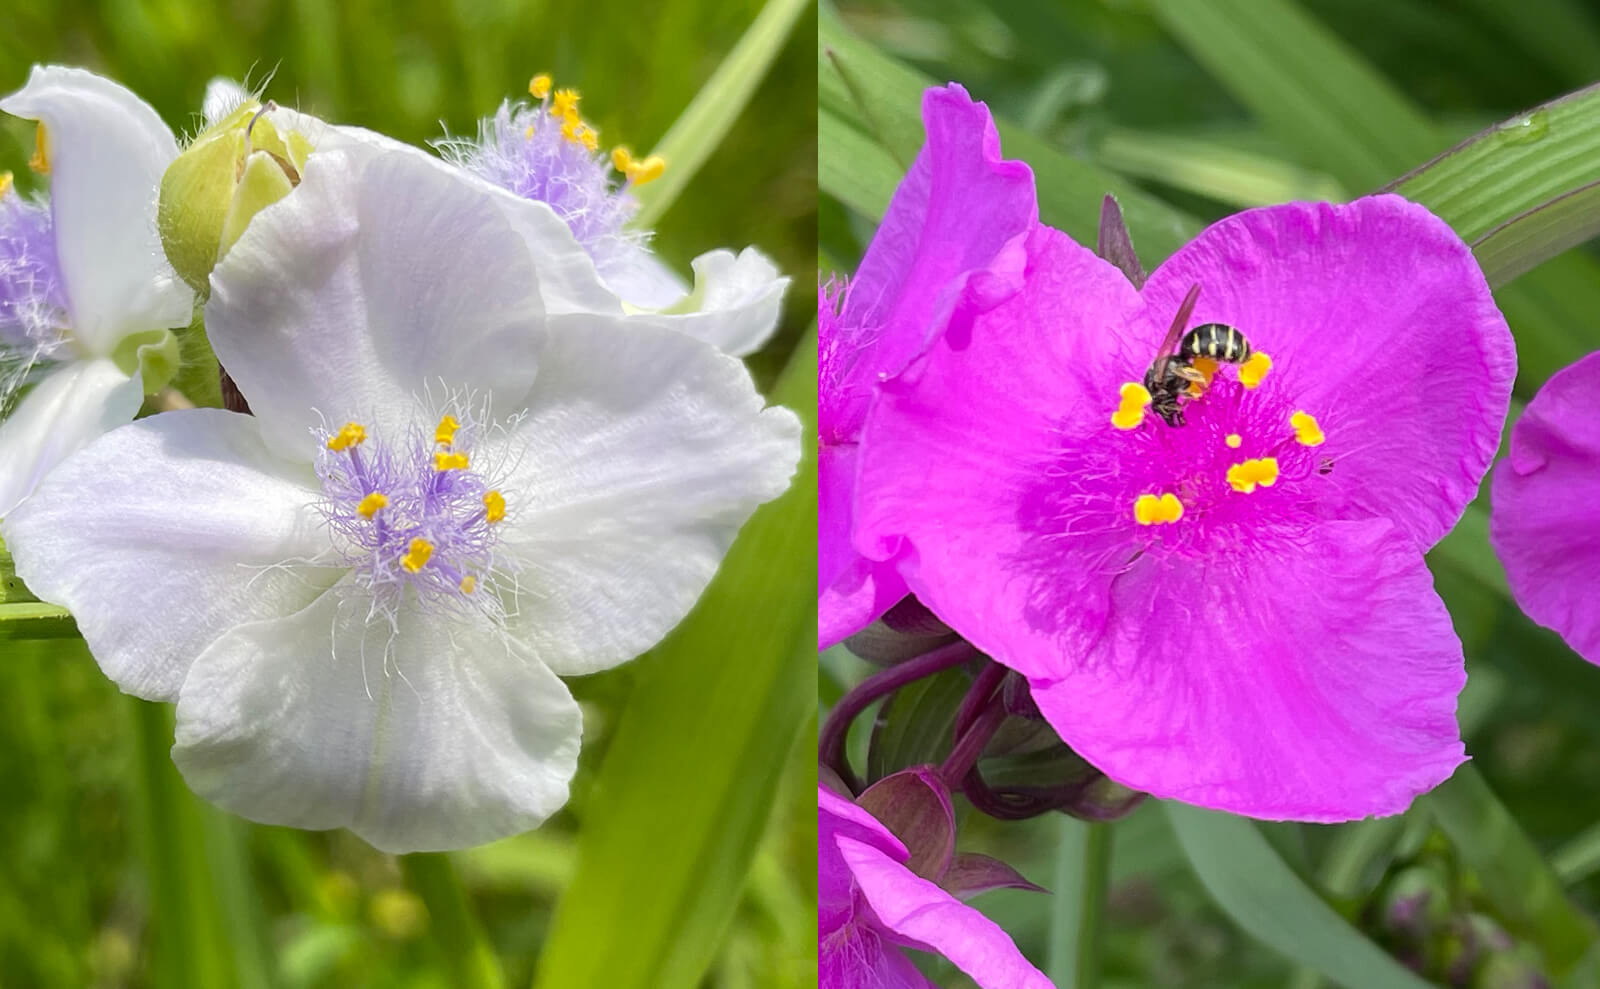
434,415,460,447
560,116,580,143
612,146,633,172
551,88,580,120
327,422,367,451
525,125,535,139
0,171,11,198
1186,356,1218,396
1225,433,1243,449
483,490,506,524
1291,410,1326,447
459,575,477,594
529,73,553,100
1239,351,1272,389
357,492,389,519
434,451,470,472
400,538,433,573
1134,492,1184,526
29,123,50,175
1227,457,1280,494
626,155,666,185
1110,381,1151,430
577,123,599,152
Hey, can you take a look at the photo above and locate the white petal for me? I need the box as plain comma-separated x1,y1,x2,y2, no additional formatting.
201,77,251,126
206,147,545,461
1,408,337,700
1,66,192,354
611,247,788,357
0,358,143,516
598,248,688,309
173,587,582,853
491,316,801,676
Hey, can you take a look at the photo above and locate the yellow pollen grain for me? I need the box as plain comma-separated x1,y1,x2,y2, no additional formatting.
434,415,460,447
29,123,49,175
525,125,535,139
1111,381,1151,430
459,575,477,594
626,155,666,185
327,422,367,451
1225,433,1243,449
400,538,433,573
434,451,469,472
577,123,599,151
1134,492,1184,526
612,146,633,172
0,171,11,198
1227,457,1280,494
550,88,580,120
357,492,388,519
1291,410,1326,447
1239,351,1272,389
560,116,580,143
484,490,506,524
529,74,553,99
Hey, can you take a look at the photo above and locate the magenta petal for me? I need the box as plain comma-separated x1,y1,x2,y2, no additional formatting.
1492,350,1600,664
820,443,910,648
839,836,1053,989
1140,195,1513,550
820,786,909,936
1030,518,1465,820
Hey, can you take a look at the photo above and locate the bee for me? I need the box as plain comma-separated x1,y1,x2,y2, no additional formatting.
1142,283,1254,427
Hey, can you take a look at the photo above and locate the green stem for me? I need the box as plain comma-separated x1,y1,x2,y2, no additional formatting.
1047,817,1113,989
401,853,504,989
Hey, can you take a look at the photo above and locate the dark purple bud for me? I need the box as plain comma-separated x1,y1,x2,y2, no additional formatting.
1097,194,1146,288
940,853,1046,901
843,597,959,667
1002,674,1043,719
1382,865,1452,941
857,767,956,882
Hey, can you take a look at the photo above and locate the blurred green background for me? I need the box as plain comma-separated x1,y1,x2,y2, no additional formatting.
822,0,1600,986
0,1,816,987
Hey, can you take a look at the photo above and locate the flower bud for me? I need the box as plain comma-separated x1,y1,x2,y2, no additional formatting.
1382,864,1453,941
857,767,955,881
157,102,313,296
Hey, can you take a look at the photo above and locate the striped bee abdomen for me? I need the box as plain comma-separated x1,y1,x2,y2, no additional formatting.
1181,322,1252,364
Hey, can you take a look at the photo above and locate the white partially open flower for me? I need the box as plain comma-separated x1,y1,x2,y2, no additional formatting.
3,142,800,852
0,66,193,515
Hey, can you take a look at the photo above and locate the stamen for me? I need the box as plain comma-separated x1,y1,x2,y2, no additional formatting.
1134,492,1184,525
400,538,433,573
1227,457,1280,494
551,89,580,120
459,575,477,594
435,415,460,447
529,74,553,100
483,490,506,523
577,123,599,152
1291,410,1326,447
626,155,666,186
0,171,11,198
612,146,633,173
1111,382,1151,430
1225,433,1243,449
356,492,388,519
327,422,367,451
1239,351,1272,389
29,124,49,175
1186,356,1218,396
434,451,470,471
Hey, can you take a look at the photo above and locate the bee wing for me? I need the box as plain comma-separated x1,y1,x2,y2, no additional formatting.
1150,282,1202,381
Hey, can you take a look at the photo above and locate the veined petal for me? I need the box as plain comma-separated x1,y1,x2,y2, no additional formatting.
819,921,937,989
839,836,1052,989
1030,518,1464,820
1,66,192,354
0,358,143,516
819,441,908,649
1140,195,1514,550
1492,350,1600,664
206,147,545,461
172,586,582,853
608,247,789,357
490,315,800,677
1,409,337,700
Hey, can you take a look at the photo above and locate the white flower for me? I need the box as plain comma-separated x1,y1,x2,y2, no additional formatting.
0,66,194,515
2,141,800,852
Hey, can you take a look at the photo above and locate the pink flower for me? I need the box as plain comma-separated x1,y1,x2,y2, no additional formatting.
818,784,1051,988
854,190,1514,820
1491,350,1600,663
819,84,1036,648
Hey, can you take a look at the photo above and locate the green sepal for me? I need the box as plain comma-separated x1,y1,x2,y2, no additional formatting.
111,328,180,395
218,150,296,262
159,123,249,296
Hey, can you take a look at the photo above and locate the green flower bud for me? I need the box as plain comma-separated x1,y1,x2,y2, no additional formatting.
157,102,313,296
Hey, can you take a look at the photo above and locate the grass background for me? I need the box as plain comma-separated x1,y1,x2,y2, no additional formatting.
0,1,816,987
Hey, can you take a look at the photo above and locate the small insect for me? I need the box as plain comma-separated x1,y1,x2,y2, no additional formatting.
1142,284,1255,427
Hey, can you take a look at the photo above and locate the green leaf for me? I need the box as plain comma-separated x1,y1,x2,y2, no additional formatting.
532,331,817,989
400,854,505,989
818,8,1201,267
1047,818,1113,989
1095,127,1348,209
631,0,812,228
865,667,968,781
818,109,902,223
1165,803,1434,989
0,601,77,640
1425,763,1598,974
